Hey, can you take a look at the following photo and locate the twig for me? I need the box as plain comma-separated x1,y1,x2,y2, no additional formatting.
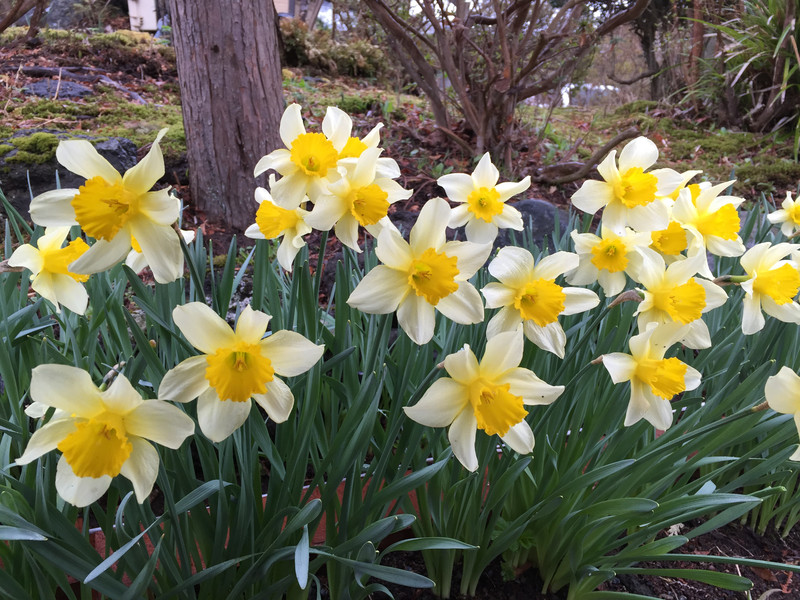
53,67,62,100
2,63,22,114
433,125,474,155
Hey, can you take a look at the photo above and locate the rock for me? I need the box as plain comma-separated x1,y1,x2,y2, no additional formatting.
507,198,569,250
44,0,83,29
0,129,138,220
23,80,93,99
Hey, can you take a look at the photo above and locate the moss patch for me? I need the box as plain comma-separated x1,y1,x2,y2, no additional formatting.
735,161,800,194
0,144,12,156
6,132,60,164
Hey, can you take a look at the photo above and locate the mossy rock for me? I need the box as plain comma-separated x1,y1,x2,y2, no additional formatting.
19,99,100,120
735,161,800,193
6,132,60,164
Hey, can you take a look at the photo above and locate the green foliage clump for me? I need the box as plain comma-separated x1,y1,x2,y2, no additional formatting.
6,132,60,164
0,144,12,156
19,99,100,120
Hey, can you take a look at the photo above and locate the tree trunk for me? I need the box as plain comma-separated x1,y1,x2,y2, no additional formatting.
168,0,284,231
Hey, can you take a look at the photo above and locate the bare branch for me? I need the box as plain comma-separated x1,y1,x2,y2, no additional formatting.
608,69,658,85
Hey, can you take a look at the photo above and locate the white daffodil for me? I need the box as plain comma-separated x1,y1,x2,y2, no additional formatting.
437,153,529,244
764,366,800,461
567,225,651,297
404,330,563,471
631,247,727,349
672,180,745,278
600,322,701,430
15,365,194,507
481,247,599,358
28,129,183,284
8,226,90,314
739,242,800,335
159,303,324,442
244,186,313,271
571,137,683,232
347,197,491,346
305,147,411,251
126,228,195,275
768,192,800,238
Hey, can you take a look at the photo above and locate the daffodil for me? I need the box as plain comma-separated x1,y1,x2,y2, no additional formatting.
347,197,491,346
630,247,728,349
571,137,683,232
404,330,563,471
15,365,194,507
8,227,90,314
159,303,324,442
768,192,800,238
28,129,183,284
672,180,745,278
739,242,800,335
567,225,650,296
305,147,411,251
600,322,701,430
764,366,800,461
437,153,529,244
244,185,312,271
126,228,195,275
481,247,599,358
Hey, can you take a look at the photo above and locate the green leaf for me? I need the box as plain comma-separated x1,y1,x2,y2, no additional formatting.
613,568,752,591
381,537,477,554
295,525,310,590
0,525,47,541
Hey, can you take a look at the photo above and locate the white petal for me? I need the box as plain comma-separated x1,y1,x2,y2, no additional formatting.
684,365,702,391
437,173,474,203
624,381,653,427
119,437,159,502
347,266,409,313
681,319,711,350
448,408,478,472
197,389,251,442
480,330,524,378
503,368,564,405
56,140,121,184
279,104,306,148
533,251,579,280
30,365,103,416
159,356,210,403
235,305,271,345
69,231,131,275
122,129,166,195
765,367,800,414
397,294,436,345
8,244,43,275
261,331,324,376
16,418,77,465
375,228,413,269
442,344,480,384
276,234,305,272
322,106,352,152
562,287,600,315
334,216,361,252
706,236,745,258
697,279,728,311
464,219,498,244
138,189,180,226
254,149,295,178
29,189,80,227
601,353,637,384
471,153,499,188
481,282,515,309
626,201,669,233
56,455,111,507
485,306,522,339
305,195,347,231
493,205,524,230
488,246,534,287
596,149,619,184
100,374,143,415
410,198,450,254
495,178,531,202
762,297,800,324
404,378,469,427
443,240,492,279
501,421,534,455
253,377,294,423
436,282,484,324
572,180,614,214
173,303,236,354
618,137,658,173
522,321,566,358
129,221,183,284
125,401,195,448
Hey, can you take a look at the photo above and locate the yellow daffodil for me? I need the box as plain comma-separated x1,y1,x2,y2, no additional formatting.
255,105,378,209
672,180,745,278
767,192,800,238
571,137,683,232
630,247,728,349
764,366,800,461
244,185,313,271
8,227,90,314
739,242,800,335
481,247,599,358
404,330,563,471
305,147,411,251
567,225,651,297
15,365,194,507
28,129,183,284
347,197,491,346
159,303,324,442
600,322,701,430
437,153,530,244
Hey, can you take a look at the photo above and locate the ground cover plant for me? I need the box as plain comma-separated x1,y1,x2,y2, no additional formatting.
1,94,800,600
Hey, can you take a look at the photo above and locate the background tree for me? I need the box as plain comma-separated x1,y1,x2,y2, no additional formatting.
364,0,650,166
167,0,284,230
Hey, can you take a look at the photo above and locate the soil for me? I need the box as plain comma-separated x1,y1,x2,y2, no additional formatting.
381,521,800,599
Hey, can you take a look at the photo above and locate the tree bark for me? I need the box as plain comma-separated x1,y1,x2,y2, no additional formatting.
168,0,284,231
